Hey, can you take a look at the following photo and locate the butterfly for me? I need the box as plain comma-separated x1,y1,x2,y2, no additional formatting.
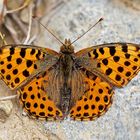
0,39,139,121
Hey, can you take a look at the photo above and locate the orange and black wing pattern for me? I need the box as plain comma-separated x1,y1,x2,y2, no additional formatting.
70,43,140,120
75,43,140,87
0,45,63,120
70,69,114,121
18,71,63,120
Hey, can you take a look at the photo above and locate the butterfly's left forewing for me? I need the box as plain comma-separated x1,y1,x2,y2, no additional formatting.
75,43,140,87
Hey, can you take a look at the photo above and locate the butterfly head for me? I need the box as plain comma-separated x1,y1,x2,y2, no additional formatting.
60,39,74,54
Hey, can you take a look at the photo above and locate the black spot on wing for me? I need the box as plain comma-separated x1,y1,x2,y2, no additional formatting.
13,69,18,75
125,53,130,59
6,74,11,80
115,75,121,81
26,102,31,108
10,47,15,55
36,50,41,59
23,70,30,77
26,60,33,67
125,71,131,77
122,44,128,53
102,59,108,65
34,64,37,69
7,56,12,61
23,92,27,99
93,49,98,59
1,69,5,74
132,66,137,70
113,56,120,62
99,48,104,54
48,106,53,112
15,77,20,83
28,86,32,91
20,48,26,58
88,52,91,57
109,47,116,56
105,68,112,75
97,63,101,68
117,66,124,72
39,112,45,116
124,61,131,66
30,49,36,55
40,104,45,109
7,64,12,69
98,105,104,111
0,61,4,65
16,58,22,64
134,58,138,62
83,113,89,116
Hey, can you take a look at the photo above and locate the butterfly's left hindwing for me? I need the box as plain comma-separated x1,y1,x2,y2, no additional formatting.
70,69,114,121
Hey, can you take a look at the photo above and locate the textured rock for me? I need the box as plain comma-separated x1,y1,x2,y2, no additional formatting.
0,0,140,140
0,100,13,123
0,80,14,123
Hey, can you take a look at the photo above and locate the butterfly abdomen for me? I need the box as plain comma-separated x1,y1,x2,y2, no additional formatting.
58,53,74,114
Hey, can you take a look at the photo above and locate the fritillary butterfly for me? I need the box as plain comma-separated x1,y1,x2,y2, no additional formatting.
0,39,140,121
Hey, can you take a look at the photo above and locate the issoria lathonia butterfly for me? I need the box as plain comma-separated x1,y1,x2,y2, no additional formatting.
0,39,139,121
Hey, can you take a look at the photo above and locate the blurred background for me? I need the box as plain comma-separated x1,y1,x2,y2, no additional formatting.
0,0,140,140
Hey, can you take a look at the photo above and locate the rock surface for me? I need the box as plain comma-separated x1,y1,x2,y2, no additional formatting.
0,0,140,140
0,100,13,123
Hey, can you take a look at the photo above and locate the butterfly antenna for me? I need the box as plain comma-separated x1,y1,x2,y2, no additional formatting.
69,17,103,46
33,17,65,46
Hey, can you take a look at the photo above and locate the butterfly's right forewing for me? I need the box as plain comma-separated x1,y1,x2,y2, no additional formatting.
0,45,59,90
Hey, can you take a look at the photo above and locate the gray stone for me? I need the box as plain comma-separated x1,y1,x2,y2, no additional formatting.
0,100,13,123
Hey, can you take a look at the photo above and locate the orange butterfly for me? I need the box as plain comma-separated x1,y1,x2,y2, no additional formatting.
0,38,139,121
